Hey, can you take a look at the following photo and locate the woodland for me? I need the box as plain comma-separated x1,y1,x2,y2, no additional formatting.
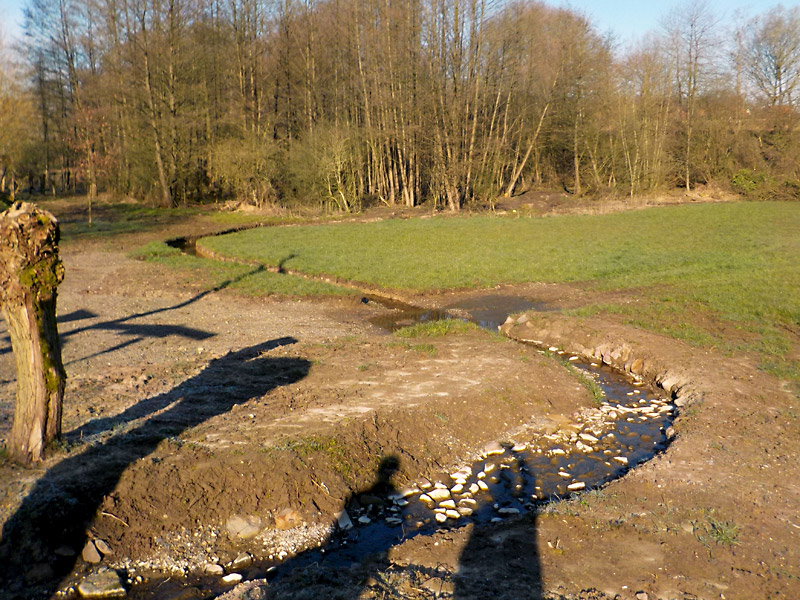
0,0,799,212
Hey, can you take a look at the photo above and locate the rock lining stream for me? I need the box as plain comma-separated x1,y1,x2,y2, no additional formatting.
80,234,679,599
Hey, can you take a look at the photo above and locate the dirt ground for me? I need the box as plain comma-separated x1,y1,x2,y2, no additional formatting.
0,201,798,600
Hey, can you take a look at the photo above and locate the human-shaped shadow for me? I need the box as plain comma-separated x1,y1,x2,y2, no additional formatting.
453,452,542,598
0,336,309,599
263,455,406,597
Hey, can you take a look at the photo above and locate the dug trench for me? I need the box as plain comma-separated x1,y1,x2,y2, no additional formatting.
0,224,798,600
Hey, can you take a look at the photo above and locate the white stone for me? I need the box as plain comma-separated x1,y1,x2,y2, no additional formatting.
204,563,224,575
477,480,489,492
458,506,474,517
435,513,448,523
451,484,464,494
579,433,599,443
446,510,461,519
613,456,629,465
482,441,505,456
439,500,457,510
511,443,527,452
419,494,435,506
458,498,478,507
550,448,566,456
77,571,126,599
336,510,354,531
567,482,586,491
428,488,451,502
469,483,480,494
498,507,520,515
222,573,243,584
558,471,571,478
484,463,496,473
548,346,559,352
358,515,371,524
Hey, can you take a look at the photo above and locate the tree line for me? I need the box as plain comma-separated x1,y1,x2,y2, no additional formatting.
1,0,799,211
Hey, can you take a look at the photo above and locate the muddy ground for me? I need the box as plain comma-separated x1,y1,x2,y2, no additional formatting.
0,200,798,600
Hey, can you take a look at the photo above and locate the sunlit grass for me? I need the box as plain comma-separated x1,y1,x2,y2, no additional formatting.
202,202,800,389
129,241,353,297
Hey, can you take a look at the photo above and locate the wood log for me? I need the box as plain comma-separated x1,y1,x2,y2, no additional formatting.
0,202,65,463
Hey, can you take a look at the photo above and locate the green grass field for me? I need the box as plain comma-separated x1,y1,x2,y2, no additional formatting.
200,202,800,387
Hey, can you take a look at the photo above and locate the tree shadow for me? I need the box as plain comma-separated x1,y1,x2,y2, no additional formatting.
0,336,309,599
0,264,268,361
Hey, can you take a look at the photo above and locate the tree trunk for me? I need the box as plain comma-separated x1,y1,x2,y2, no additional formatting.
0,202,66,464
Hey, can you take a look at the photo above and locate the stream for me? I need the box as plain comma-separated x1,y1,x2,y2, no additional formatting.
118,237,675,599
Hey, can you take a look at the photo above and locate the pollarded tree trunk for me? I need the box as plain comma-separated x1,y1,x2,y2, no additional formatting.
0,202,66,464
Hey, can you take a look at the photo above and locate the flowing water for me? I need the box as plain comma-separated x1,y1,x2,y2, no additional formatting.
121,239,675,598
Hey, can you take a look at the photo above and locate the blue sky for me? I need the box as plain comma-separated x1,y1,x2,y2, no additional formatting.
0,0,790,48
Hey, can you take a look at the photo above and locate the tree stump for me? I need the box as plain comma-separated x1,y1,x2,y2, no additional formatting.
0,202,66,463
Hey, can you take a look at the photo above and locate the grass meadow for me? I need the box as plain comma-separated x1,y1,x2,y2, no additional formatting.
197,202,800,388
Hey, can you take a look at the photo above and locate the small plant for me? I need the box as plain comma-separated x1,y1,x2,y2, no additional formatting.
410,343,437,356
394,318,476,338
693,509,740,548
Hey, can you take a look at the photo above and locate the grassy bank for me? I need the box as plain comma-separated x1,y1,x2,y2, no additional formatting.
202,202,800,388
130,242,354,297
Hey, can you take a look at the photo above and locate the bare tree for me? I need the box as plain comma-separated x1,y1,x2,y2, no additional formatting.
662,0,720,191
746,6,800,107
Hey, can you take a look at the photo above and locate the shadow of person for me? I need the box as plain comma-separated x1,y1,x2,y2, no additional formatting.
263,455,406,598
454,452,543,599
0,337,309,599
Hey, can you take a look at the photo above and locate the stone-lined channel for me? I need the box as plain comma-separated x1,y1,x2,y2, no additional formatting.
110,239,676,599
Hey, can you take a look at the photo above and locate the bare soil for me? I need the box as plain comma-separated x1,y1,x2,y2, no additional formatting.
0,202,798,600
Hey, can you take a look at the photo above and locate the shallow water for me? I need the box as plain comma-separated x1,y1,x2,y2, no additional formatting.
120,245,674,598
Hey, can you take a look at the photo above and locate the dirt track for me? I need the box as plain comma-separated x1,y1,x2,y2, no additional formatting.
1,209,799,600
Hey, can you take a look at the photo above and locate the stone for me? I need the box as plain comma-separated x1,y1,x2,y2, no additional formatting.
243,585,269,600
222,573,243,585
428,488,451,502
231,553,252,570
482,441,504,457
93,539,112,556
468,483,480,494
82,541,102,564
567,482,586,491
419,494,435,507
336,509,354,530
450,484,464,494
77,571,126,599
445,510,461,519
613,456,629,465
385,517,403,525
458,498,477,507
635,593,649,600
497,507,520,515
226,514,263,540
358,515,371,524
435,513,447,523
477,480,489,492
458,506,474,517
439,499,456,510
204,564,224,575
511,443,527,452
579,433,599,443
274,508,302,530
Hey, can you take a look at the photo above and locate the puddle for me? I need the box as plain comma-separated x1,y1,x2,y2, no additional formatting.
366,293,550,332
